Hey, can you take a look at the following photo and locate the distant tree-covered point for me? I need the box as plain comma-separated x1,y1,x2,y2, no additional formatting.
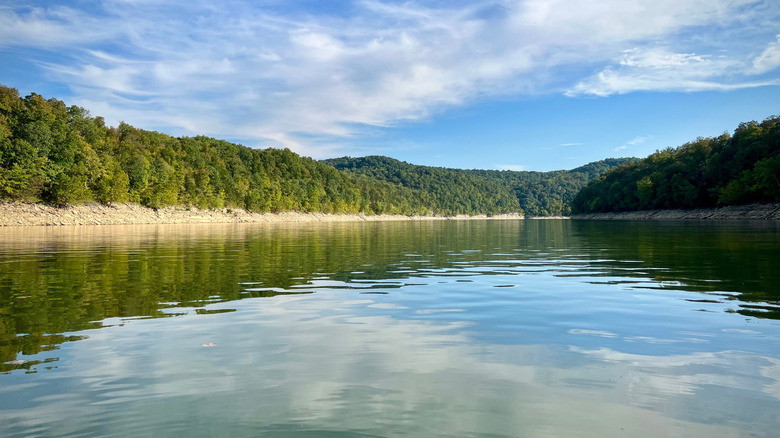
324,156,633,216
1,85,629,216
571,116,780,214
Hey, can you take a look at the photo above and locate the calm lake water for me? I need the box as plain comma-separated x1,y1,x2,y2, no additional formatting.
1,219,779,437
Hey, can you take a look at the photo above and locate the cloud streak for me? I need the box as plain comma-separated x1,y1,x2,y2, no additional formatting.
754,34,780,74
3,0,779,157
568,46,780,96
614,135,649,152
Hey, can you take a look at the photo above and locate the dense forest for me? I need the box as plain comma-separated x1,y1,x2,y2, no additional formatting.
324,156,632,216
0,85,627,216
0,85,430,215
572,116,780,213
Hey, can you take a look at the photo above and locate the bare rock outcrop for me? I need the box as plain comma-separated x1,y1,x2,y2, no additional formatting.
572,203,780,220
0,202,526,227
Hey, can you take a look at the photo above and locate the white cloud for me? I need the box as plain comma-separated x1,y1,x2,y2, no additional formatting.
3,1,780,156
511,0,758,43
0,5,113,48
754,34,780,74
627,136,648,145
614,135,649,152
568,43,780,96
560,142,582,147
619,49,710,68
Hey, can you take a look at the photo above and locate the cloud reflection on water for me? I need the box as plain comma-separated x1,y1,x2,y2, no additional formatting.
2,292,777,437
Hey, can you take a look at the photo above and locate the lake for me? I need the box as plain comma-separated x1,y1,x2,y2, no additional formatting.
1,219,779,437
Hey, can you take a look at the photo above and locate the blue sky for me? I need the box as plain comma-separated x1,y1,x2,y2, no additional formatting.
1,0,779,171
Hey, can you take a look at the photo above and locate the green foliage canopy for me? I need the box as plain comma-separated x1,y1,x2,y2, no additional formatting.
571,116,780,213
324,156,632,216
0,85,628,216
0,85,432,214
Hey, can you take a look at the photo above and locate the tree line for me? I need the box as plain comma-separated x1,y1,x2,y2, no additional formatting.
1,85,627,216
324,156,632,216
572,116,780,213
0,85,433,214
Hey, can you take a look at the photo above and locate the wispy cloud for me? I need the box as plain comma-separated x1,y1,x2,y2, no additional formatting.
753,34,780,74
568,45,780,96
2,0,779,157
614,135,649,152
560,142,582,147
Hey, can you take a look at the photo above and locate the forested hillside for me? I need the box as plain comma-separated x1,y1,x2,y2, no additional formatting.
0,85,433,215
324,156,633,216
0,85,629,216
571,116,780,214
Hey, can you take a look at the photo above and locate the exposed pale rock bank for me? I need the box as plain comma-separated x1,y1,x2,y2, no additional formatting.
572,203,780,220
0,202,525,227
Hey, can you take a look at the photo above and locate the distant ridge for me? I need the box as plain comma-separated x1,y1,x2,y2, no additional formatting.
323,156,633,216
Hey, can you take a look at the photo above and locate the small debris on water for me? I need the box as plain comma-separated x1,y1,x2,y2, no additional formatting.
201,343,217,347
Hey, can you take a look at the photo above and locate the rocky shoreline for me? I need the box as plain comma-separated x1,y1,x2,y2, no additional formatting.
4,201,778,226
0,202,525,227
571,203,780,220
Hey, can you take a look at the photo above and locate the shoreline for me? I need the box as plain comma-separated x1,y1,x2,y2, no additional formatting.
571,203,780,221
0,201,526,227
4,201,778,227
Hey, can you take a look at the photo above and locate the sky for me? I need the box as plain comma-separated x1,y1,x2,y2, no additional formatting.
1,0,779,171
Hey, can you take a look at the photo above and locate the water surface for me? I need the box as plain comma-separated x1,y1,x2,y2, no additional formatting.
1,220,779,437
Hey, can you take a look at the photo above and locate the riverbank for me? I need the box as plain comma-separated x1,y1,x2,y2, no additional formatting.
4,201,778,226
572,203,780,220
0,202,525,226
